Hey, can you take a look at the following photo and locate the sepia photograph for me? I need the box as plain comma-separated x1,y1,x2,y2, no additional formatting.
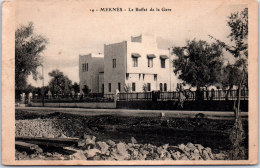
2,0,258,165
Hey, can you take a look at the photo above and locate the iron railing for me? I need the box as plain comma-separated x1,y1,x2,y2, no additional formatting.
117,89,248,101
31,93,114,103
23,89,248,103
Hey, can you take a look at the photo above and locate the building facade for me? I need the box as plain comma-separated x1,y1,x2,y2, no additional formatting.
79,53,104,94
79,35,181,94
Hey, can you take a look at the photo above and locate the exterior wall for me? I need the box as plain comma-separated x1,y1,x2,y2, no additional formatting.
170,52,184,91
104,41,127,94
31,102,116,109
126,73,158,92
117,100,248,111
98,73,104,93
79,35,182,94
125,35,174,92
79,54,104,93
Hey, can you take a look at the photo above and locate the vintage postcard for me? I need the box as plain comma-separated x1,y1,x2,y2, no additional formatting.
2,0,258,165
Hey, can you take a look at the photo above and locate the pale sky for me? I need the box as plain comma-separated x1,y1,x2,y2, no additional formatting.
15,0,247,87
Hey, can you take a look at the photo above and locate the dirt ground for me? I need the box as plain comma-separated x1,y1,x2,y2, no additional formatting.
15,109,248,160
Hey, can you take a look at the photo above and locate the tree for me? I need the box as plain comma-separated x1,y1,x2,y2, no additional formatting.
23,84,35,94
221,63,244,101
210,8,248,160
72,82,80,93
221,64,243,89
172,39,223,89
48,69,72,95
15,22,48,93
82,85,91,94
210,8,248,91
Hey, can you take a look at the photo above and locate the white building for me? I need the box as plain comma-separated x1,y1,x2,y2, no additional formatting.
79,35,181,94
79,53,104,94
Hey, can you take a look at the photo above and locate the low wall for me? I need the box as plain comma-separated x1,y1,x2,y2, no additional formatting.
117,100,248,112
31,100,248,111
31,102,116,109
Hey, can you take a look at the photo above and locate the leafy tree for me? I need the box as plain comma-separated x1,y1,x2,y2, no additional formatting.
210,8,248,113
172,39,223,89
72,82,80,93
15,22,48,93
210,8,248,160
82,85,91,94
221,64,243,90
48,69,72,95
34,86,44,96
23,84,36,94
221,63,244,101
210,8,248,90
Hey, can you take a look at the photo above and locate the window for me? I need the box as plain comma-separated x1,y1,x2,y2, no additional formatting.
160,83,163,91
112,59,116,68
132,57,138,67
108,83,111,92
147,83,151,91
82,64,85,72
132,53,140,67
164,83,167,91
126,73,129,80
102,84,104,93
118,83,121,92
148,58,153,67
82,63,88,72
161,59,166,68
132,83,136,92
154,74,157,81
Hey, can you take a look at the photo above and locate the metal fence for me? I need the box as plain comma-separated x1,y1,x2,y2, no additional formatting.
25,89,248,103
117,89,248,101
31,93,114,103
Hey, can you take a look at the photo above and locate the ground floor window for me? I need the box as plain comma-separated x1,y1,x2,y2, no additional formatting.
160,83,163,91
164,83,167,91
147,83,151,91
118,83,121,92
102,84,104,93
132,83,136,92
108,83,111,92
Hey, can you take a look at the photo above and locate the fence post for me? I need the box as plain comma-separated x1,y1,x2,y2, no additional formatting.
244,89,246,100
114,90,119,103
42,93,45,107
